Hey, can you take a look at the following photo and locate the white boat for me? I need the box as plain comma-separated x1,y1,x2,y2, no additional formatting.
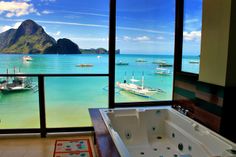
136,58,147,62
152,60,166,64
116,61,129,65
116,74,158,97
1,75,33,93
189,60,199,64
155,68,171,76
22,56,33,61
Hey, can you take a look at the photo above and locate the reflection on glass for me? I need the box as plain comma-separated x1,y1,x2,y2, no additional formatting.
0,76,39,129
115,0,175,102
182,0,202,73
45,77,108,128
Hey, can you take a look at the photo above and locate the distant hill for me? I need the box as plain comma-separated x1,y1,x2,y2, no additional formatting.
80,48,120,54
0,19,119,54
0,20,56,54
45,38,81,54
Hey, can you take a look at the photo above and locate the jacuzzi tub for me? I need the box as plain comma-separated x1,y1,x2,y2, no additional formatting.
100,107,236,157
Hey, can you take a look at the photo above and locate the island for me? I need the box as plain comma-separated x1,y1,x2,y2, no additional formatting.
0,19,120,54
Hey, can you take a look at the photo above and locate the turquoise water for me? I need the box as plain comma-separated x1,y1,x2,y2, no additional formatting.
0,54,199,128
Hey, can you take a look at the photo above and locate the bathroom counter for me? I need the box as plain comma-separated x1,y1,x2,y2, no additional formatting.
89,108,120,157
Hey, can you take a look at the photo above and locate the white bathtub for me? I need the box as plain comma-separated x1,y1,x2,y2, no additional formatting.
100,107,236,157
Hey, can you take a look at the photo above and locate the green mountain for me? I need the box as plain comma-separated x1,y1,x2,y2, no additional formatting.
45,38,81,54
0,19,56,54
0,19,120,54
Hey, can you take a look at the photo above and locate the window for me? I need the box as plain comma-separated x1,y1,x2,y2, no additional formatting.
182,0,202,74
0,77,39,129
115,0,175,103
0,0,109,129
45,77,108,127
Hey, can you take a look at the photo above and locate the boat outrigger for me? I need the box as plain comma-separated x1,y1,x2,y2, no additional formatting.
116,73,161,97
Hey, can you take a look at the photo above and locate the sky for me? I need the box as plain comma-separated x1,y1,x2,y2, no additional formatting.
0,0,202,55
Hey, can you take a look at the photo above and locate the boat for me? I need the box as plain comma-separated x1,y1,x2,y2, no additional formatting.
22,56,33,61
76,64,93,67
97,55,102,59
158,63,173,67
152,60,167,64
0,75,33,93
155,68,171,76
116,61,129,66
189,60,199,64
0,68,36,93
116,74,158,97
136,58,147,62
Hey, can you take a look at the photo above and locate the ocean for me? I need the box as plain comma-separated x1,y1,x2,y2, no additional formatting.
0,54,199,128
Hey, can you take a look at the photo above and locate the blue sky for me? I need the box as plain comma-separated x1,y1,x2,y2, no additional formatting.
0,0,202,55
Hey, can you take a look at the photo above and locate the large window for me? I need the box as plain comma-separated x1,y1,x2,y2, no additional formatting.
182,0,202,74
115,0,176,102
0,0,198,132
0,0,109,129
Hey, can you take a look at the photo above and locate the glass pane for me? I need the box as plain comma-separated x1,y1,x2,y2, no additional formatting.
45,77,108,128
182,0,202,73
0,76,39,129
0,0,109,74
115,0,175,102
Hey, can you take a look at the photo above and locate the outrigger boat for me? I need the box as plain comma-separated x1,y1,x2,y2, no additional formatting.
152,60,166,64
0,68,35,93
22,56,33,61
155,68,172,76
136,58,147,62
189,60,199,64
1,76,33,93
116,61,129,66
76,64,93,67
158,63,173,67
116,73,159,97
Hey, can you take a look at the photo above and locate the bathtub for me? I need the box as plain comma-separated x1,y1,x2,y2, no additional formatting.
100,107,236,157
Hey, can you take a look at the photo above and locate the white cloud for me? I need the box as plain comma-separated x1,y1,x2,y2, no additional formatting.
156,36,164,40
123,36,132,41
133,36,150,41
184,19,199,24
0,21,22,33
55,31,61,36
183,31,201,41
0,1,37,17
42,10,53,14
122,36,152,42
